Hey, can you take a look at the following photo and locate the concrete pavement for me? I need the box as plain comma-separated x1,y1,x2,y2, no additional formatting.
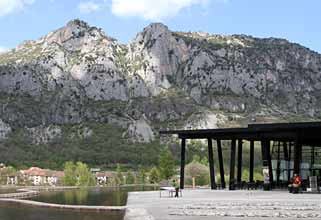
125,189,321,220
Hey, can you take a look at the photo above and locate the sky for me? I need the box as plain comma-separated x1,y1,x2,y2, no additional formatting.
0,0,320,53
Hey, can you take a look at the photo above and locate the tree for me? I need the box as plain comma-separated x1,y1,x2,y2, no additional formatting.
63,161,77,186
63,161,95,186
126,171,135,185
149,167,160,184
75,162,95,186
192,155,201,163
242,169,250,181
200,157,209,166
0,166,17,185
185,161,209,186
137,166,147,184
158,147,176,180
186,140,207,163
193,155,209,167
254,170,264,181
115,163,124,185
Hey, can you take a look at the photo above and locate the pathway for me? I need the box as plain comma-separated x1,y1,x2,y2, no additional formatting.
125,189,321,220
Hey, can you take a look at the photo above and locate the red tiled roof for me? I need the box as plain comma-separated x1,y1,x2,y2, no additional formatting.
21,167,47,176
21,167,64,177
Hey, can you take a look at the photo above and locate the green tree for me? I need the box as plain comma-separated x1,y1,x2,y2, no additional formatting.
186,140,207,163
149,167,160,184
185,161,209,186
242,169,250,181
75,162,95,186
200,157,209,166
158,147,176,180
63,161,95,186
0,166,17,185
254,170,264,181
126,171,135,184
137,166,147,184
116,163,123,185
63,161,77,186
192,155,201,163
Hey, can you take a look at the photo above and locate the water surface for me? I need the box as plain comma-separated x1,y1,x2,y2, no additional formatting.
30,185,157,206
0,203,124,220
0,185,156,220
0,188,17,194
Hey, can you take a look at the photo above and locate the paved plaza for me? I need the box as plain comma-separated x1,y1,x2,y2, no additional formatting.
125,189,321,220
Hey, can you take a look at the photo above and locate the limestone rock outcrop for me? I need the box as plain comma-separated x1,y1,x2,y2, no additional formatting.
0,19,321,145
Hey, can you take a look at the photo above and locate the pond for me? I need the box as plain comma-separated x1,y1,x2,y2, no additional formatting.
29,185,157,206
0,185,157,220
0,203,124,220
0,188,18,194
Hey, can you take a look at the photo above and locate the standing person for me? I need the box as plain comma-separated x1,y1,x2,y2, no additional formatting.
172,179,179,198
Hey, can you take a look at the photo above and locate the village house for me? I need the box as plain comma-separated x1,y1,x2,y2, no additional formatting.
20,167,64,186
45,170,64,186
6,175,18,185
95,171,115,185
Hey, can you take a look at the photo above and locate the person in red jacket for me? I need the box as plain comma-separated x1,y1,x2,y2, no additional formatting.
293,174,302,186
288,173,301,193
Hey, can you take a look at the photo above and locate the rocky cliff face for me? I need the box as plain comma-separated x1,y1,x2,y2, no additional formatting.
0,19,320,167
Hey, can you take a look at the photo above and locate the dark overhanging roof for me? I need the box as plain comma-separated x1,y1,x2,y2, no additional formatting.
248,121,321,130
159,121,321,145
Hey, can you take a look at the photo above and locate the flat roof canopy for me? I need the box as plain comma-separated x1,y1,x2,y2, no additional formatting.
160,121,321,145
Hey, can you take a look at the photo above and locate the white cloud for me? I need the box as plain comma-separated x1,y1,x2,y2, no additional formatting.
78,1,101,14
110,0,210,20
0,46,8,54
0,0,35,17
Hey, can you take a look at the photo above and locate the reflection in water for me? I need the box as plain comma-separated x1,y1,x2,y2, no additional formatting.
0,203,124,220
63,189,89,204
0,188,17,194
64,190,75,204
0,186,156,220
76,189,89,204
30,185,156,206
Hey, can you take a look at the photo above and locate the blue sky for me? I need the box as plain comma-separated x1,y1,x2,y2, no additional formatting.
0,0,320,53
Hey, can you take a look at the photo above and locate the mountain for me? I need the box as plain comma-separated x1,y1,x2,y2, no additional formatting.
0,19,320,168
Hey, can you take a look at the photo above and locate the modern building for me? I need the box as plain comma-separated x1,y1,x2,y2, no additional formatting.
160,121,321,190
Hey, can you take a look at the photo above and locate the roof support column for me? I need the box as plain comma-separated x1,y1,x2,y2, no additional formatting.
180,138,186,189
229,139,236,190
283,142,289,161
283,142,289,182
237,139,243,186
217,140,226,189
208,138,216,190
249,140,254,183
293,137,302,175
267,140,273,186
276,142,281,187
312,146,315,176
287,142,292,182
261,139,273,188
